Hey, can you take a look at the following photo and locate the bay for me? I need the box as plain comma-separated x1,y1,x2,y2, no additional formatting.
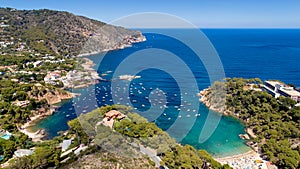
30,29,300,157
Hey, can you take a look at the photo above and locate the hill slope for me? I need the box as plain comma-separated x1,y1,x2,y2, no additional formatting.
0,8,145,56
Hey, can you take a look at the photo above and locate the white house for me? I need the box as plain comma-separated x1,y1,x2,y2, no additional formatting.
14,149,34,158
263,81,300,102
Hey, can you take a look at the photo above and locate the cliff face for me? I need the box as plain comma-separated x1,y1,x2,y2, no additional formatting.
0,8,145,56
43,90,76,105
28,86,77,105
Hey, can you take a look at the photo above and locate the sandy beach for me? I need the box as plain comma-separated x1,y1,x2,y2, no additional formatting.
18,114,48,142
17,59,97,141
20,127,45,142
215,150,271,169
199,88,277,168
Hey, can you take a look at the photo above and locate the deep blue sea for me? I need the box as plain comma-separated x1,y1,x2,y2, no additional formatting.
30,29,300,157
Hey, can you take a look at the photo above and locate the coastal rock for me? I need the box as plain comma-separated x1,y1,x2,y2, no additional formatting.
239,134,250,140
198,88,228,115
44,91,76,105
29,89,77,105
119,75,141,81
246,128,257,139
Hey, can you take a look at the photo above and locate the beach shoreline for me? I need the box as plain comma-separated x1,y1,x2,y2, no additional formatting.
215,150,270,169
18,93,81,142
19,112,51,142
198,88,277,168
215,150,257,161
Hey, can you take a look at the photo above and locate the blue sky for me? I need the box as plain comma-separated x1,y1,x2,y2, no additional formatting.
1,0,300,28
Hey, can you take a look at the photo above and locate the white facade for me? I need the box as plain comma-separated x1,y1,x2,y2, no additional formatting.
263,81,300,102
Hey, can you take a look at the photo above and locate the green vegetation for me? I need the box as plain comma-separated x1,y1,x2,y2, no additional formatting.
67,105,229,168
0,133,33,162
0,79,67,132
60,148,157,169
115,118,163,138
1,104,230,168
8,136,67,169
10,145,61,168
0,80,49,131
161,145,231,169
161,145,203,168
68,105,176,156
0,7,147,168
205,78,300,168
0,55,34,66
0,8,143,56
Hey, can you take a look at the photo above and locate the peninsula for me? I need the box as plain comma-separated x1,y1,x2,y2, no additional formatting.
199,78,300,168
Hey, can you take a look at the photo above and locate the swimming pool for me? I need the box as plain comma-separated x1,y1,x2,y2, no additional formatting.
0,155,3,161
0,133,11,140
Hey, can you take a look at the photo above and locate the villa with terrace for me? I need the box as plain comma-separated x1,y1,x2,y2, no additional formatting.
101,110,126,129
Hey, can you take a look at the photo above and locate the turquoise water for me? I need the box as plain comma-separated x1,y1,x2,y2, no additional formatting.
0,155,3,161
32,29,300,157
0,134,11,140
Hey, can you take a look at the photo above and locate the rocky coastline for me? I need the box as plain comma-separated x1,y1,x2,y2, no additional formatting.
198,87,256,140
20,34,146,141
72,34,146,89
77,34,146,57
198,87,274,168
198,88,232,115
